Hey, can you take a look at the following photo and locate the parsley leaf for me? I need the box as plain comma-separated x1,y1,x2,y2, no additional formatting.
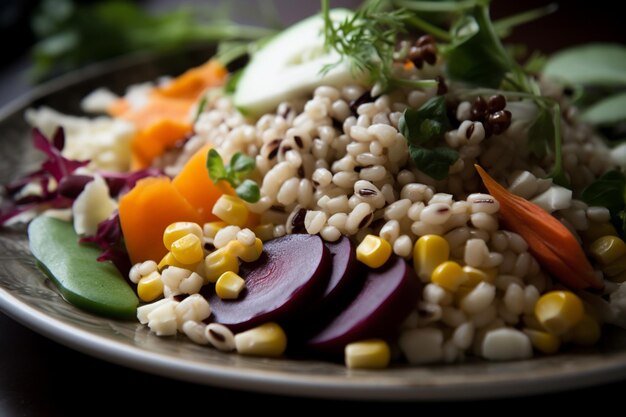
206,149,260,203
409,147,459,181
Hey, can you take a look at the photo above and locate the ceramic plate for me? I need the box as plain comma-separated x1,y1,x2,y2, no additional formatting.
1,51,626,400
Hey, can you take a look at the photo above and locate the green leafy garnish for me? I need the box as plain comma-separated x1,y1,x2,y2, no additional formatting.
206,149,260,203
581,170,626,236
399,96,458,180
31,0,275,80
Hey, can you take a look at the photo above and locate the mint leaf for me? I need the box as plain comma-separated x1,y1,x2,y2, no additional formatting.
399,96,450,145
409,146,459,181
235,179,260,203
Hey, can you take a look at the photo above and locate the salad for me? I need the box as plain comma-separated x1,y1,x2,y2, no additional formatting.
2,0,626,369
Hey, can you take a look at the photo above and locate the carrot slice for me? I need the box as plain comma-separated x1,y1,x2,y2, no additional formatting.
475,165,603,290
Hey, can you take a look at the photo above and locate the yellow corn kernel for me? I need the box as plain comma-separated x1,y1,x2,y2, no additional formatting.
569,314,601,346
582,221,617,245
234,322,287,357
226,238,264,263
589,235,626,266
431,261,468,292
137,271,164,302
413,235,450,282
344,339,391,369
212,194,249,227
535,291,584,336
204,248,239,283
523,329,560,354
462,266,492,287
602,256,626,279
170,234,204,265
163,222,203,251
356,235,392,268
203,221,228,239
253,223,275,242
158,251,198,270
216,271,246,300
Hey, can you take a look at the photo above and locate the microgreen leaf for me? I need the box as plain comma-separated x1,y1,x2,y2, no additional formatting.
235,179,261,203
206,149,260,203
206,149,228,182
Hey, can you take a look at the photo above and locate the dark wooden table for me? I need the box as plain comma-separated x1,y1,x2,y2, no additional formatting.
1,1,625,414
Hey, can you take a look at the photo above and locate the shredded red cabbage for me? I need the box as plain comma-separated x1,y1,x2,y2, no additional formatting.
80,211,131,277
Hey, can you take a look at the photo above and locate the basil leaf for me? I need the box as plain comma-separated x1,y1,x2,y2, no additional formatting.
230,152,256,175
206,149,227,182
543,43,626,87
399,96,450,145
581,91,626,126
409,146,459,181
235,179,261,203
527,106,554,158
581,170,626,214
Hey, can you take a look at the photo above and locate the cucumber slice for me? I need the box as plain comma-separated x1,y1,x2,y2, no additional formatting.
234,8,363,117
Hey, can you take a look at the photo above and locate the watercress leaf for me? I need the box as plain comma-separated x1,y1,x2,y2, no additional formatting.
235,179,260,203
581,91,626,126
543,43,626,87
206,149,228,182
400,96,450,145
527,106,554,158
581,170,626,214
409,146,459,181
230,152,256,175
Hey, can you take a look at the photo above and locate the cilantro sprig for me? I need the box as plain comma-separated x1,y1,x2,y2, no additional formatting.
206,149,260,203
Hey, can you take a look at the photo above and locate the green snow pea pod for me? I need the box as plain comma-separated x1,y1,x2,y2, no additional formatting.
28,216,138,319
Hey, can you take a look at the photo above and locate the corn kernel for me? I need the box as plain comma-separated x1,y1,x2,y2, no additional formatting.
602,256,626,279
413,235,450,282
431,261,468,292
345,339,391,369
589,235,626,266
158,251,198,270
170,233,204,265
356,235,392,268
204,248,239,283
523,329,560,354
569,314,601,346
137,271,164,302
212,194,249,227
234,322,287,357
253,223,275,242
203,221,227,239
535,291,584,336
163,222,203,251
226,238,264,262
462,266,493,287
216,271,246,299
582,222,617,244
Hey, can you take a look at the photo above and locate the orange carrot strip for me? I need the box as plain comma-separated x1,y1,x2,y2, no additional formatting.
475,165,603,290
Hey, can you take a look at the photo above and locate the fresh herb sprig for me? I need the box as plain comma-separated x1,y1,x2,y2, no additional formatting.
581,170,626,237
206,149,260,203
321,0,438,91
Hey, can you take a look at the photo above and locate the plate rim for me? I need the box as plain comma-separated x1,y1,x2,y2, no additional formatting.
1,53,626,401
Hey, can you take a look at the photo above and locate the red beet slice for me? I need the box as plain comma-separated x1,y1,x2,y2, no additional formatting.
208,234,331,332
321,236,362,307
306,256,421,355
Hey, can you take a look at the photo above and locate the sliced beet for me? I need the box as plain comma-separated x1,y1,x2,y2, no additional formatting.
306,255,421,355
321,236,362,307
208,234,331,332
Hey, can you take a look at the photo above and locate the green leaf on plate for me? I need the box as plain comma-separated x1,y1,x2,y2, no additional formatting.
543,43,626,87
